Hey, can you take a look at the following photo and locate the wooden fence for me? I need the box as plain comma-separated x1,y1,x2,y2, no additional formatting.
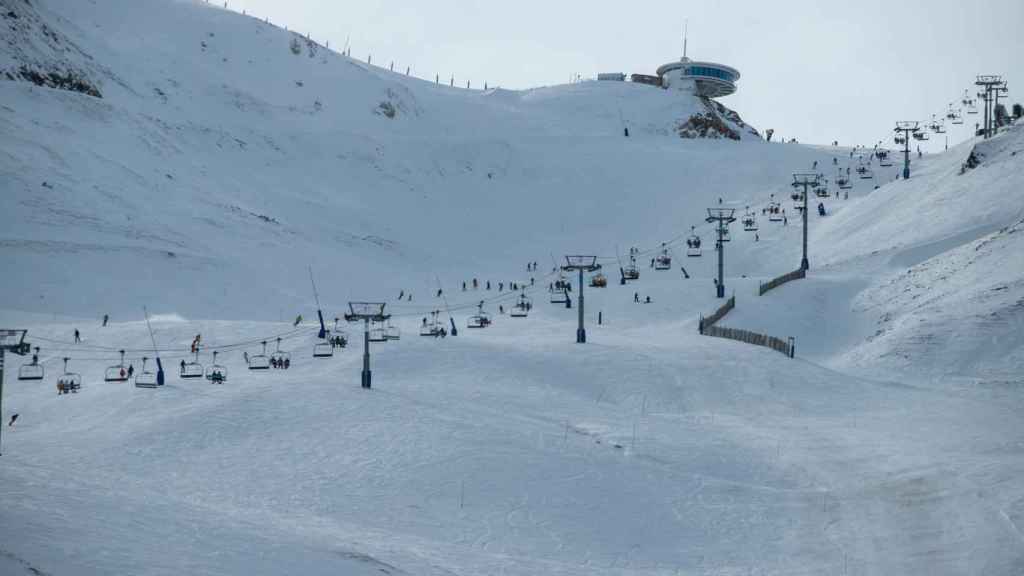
698,295,794,358
758,268,805,296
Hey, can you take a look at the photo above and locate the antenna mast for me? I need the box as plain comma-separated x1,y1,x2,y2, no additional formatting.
683,19,688,60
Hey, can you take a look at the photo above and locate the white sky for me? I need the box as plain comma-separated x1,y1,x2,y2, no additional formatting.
229,0,1023,150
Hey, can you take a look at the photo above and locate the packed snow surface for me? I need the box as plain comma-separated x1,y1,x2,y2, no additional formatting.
2,0,1024,574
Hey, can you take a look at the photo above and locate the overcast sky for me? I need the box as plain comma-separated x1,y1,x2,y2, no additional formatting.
230,0,1023,150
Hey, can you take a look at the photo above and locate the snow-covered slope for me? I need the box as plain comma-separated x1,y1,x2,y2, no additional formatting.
2,1,1024,575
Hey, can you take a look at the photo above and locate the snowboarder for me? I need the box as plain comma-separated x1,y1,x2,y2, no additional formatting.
74,329,81,343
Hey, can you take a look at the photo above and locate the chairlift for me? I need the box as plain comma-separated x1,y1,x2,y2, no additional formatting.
815,185,829,198
467,302,492,329
313,339,334,358
590,272,608,287
134,356,159,388
270,337,291,369
18,347,44,381
384,319,401,341
205,351,227,383
767,201,783,222
420,311,445,336
510,292,531,318
56,357,82,394
654,244,672,269
549,278,570,303
180,348,204,379
103,349,130,382
686,227,702,257
837,175,852,190
859,167,874,179
369,320,388,342
248,341,271,370
742,208,758,232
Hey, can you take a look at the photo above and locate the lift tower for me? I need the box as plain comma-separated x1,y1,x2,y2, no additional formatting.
975,75,1004,139
562,256,601,343
894,121,919,180
344,302,389,389
792,173,821,271
705,208,736,298
0,329,31,455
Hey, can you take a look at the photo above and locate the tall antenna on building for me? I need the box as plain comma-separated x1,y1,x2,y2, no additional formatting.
683,19,689,60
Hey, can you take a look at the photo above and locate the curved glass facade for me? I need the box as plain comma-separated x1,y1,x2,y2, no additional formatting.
685,66,735,82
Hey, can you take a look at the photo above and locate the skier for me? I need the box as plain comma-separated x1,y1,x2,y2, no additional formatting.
102,314,109,327
74,329,81,344
462,281,467,291
127,364,134,378
644,296,651,304
813,160,818,169
243,351,249,365
499,282,504,292
436,288,443,298
399,290,405,300
486,281,491,290
634,292,639,303
8,413,17,427
180,359,186,372
472,278,478,289
293,315,302,326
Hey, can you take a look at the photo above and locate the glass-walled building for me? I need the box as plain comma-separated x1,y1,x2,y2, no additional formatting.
656,58,739,98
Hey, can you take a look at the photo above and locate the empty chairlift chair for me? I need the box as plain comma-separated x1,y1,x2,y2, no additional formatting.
134,356,159,388
55,357,82,395
206,351,227,383
180,349,204,379
248,341,271,370
384,320,401,341
369,320,388,342
105,349,130,382
18,347,44,381
270,337,291,369
313,333,334,358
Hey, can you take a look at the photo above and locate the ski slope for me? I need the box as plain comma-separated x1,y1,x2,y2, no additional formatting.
2,0,1024,574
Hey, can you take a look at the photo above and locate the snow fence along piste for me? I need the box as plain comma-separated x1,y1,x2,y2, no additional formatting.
758,268,806,296
698,295,794,358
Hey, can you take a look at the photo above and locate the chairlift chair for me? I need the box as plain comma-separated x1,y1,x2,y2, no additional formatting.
768,202,783,222
815,186,829,198
654,245,672,269
247,341,271,370
134,356,159,388
420,312,444,336
742,209,758,232
369,320,388,342
384,320,401,341
103,349,130,382
18,347,44,381
313,340,334,358
205,351,228,384
180,348,204,379
510,292,531,318
467,303,492,329
859,168,874,179
589,272,607,287
270,337,291,368
56,357,82,394
837,176,852,190
686,227,702,257
549,283,570,304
